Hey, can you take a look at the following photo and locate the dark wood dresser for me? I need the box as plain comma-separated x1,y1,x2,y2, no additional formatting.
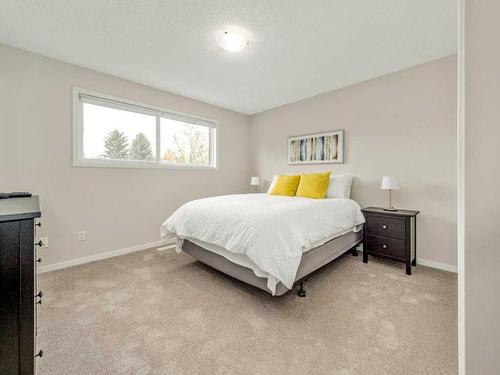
0,197,42,374
361,207,419,275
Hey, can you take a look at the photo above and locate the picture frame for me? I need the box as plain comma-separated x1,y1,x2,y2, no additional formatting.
288,130,344,164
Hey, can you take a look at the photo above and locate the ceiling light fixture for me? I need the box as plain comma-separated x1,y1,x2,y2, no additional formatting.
219,31,248,52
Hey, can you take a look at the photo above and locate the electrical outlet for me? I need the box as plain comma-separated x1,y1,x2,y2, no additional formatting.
40,237,48,248
78,231,86,241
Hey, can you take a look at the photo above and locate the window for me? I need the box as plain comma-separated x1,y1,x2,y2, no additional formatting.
160,117,211,167
73,88,217,169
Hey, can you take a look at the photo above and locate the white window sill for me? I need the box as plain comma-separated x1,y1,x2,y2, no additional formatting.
73,159,218,170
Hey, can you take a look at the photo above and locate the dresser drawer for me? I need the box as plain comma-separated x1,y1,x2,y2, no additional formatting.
366,215,405,239
366,235,406,260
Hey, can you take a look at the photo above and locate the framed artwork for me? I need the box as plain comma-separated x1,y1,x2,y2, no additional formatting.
288,130,344,164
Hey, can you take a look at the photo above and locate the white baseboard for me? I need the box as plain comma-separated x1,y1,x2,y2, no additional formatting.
355,245,457,273
37,240,168,273
416,258,457,273
157,244,176,251
39,241,457,274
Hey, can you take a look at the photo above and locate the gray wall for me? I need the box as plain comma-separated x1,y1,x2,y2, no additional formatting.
0,44,251,267
464,0,500,372
250,56,458,268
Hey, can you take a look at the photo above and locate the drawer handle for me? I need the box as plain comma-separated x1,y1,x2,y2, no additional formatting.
382,244,388,249
382,224,388,229
35,291,43,305
35,349,43,358
35,222,42,227
36,257,42,263
35,240,44,247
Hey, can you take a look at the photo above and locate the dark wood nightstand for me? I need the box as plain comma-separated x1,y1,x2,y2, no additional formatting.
361,207,419,275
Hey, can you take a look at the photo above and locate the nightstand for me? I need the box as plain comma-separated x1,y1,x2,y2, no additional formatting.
361,207,419,275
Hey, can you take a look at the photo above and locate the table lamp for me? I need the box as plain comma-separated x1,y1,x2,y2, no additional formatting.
250,176,260,192
380,176,400,211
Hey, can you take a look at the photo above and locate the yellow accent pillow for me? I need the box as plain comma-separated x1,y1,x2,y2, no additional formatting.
269,175,301,196
296,172,331,199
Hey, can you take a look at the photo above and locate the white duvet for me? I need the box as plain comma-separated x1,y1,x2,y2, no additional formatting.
160,193,365,294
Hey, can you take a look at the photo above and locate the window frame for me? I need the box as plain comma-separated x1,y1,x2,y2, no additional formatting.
72,87,218,170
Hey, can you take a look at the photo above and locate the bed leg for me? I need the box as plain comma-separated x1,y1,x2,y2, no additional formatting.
298,282,306,297
351,247,358,257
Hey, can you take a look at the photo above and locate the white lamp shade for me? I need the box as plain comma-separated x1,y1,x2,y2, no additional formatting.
250,176,261,186
380,176,400,190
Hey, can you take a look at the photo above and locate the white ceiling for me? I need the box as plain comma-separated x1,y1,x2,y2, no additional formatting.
0,1,457,114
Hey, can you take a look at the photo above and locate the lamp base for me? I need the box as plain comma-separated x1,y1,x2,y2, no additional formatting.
383,207,398,212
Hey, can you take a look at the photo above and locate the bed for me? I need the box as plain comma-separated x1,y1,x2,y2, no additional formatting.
160,193,365,296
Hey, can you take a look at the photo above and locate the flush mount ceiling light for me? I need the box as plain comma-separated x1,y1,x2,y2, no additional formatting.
219,31,249,52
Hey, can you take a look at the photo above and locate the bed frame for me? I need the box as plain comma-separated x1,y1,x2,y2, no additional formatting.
182,230,363,297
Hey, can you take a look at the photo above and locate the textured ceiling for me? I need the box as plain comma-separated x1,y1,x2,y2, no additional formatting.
0,1,457,114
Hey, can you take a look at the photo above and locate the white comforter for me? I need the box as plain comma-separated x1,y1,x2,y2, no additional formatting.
160,194,365,294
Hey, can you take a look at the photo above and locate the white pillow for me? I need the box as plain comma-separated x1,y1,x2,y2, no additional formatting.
267,175,279,194
326,173,353,199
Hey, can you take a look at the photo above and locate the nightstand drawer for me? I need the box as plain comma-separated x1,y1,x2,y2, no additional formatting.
366,235,405,260
366,216,405,239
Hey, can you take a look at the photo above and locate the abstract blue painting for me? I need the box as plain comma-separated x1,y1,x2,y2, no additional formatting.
288,130,344,164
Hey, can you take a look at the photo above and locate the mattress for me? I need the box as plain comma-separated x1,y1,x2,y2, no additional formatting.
182,230,363,296
185,225,362,293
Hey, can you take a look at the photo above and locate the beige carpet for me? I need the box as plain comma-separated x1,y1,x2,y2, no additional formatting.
38,248,457,375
